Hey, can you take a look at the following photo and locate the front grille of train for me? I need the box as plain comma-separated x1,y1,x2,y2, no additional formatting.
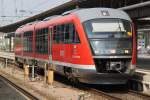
94,58,131,73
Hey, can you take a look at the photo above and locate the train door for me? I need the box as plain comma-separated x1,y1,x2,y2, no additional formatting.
63,23,80,64
63,24,71,63
51,25,60,61
51,25,64,74
70,23,80,64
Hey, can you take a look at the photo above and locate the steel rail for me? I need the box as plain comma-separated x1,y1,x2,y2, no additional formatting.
129,90,150,100
88,88,122,100
78,84,150,100
0,75,39,100
87,88,150,100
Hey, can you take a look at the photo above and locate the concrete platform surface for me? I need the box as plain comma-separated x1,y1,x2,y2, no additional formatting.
131,68,150,94
0,66,88,100
0,76,27,100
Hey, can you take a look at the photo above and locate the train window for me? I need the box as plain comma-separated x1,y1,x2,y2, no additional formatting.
23,31,33,52
15,34,21,45
84,19,132,38
69,23,80,43
53,26,60,43
64,24,70,43
35,28,48,54
53,26,57,43
54,26,57,33
53,23,80,44
60,25,65,43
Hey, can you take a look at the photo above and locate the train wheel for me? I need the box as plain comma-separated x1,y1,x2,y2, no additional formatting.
64,66,79,86
68,74,79,86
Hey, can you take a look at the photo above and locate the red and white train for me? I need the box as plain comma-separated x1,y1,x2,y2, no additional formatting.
15,8,136,84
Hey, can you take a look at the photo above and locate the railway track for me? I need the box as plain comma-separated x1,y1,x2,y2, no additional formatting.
107,90,150,100
78,86,150,100
86,88,122,100
0,75,39,100
1,60,150,100
93,88,150,100
128,90,150,100
54,74,150,100
54,72,150,100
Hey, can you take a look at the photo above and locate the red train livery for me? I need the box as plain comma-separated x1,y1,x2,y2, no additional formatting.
15,8,136,84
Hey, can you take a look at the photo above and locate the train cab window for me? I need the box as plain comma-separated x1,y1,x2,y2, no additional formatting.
64,24,70,43
35,28,48,54
53,23,80,44
23,31,33,52
69,23,80,43
63,23,80,44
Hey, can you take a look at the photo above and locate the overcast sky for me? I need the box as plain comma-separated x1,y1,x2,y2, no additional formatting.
0,0,70,26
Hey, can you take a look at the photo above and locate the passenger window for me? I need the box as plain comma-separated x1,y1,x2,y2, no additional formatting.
23,31,33,52
60,25,65,43
53,26,57,43
35,28,48,54
53,26,60,43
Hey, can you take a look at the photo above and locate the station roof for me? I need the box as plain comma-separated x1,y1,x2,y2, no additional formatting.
0,1,76,33
0,0,150,33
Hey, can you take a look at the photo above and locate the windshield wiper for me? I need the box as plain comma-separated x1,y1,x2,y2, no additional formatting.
115,19,122,32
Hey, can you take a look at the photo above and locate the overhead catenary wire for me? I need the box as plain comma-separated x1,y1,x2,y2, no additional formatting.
0,0,4,25
0,15,30,18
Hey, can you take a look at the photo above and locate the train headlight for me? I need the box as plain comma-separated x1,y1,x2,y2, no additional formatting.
109,49,116,54
125,50,129,54
127,32,132,37
94,50,99,54
94,49,105,55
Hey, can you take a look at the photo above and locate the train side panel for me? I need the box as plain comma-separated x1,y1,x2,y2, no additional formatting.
15,29,23,57
50,15,94,70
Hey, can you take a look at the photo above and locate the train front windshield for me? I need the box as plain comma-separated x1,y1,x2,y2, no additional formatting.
83,19,132,56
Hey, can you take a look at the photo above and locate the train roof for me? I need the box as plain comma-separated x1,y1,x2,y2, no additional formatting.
69,8,131,22
16,8,131,32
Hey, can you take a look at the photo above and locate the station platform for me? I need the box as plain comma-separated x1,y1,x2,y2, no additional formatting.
0,76,27,100
136,68,150,75
130,68,150,94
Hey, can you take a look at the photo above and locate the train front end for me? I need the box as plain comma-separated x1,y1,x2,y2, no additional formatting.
74,8,136,84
